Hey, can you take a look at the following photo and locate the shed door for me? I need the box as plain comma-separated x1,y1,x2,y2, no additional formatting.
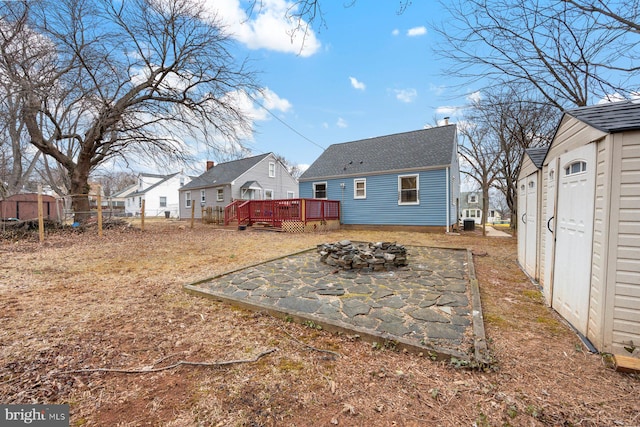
551,143,596,335
517,173,538,278
525,174,538,276
517,178,527,268
543,161,557,303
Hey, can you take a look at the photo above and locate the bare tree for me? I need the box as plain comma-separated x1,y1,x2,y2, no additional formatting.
457,116,501,236
433,0,640,110
93,170,136,197
480,89,558,225
0,34,42,197
0,0,258,222
562,0,640,33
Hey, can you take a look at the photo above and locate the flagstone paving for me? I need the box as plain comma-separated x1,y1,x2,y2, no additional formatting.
185,244,488,363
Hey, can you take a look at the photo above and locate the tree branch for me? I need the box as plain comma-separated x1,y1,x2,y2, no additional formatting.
58,348,278,375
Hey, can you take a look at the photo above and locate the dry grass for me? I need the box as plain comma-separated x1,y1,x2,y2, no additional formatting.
1,221,638,426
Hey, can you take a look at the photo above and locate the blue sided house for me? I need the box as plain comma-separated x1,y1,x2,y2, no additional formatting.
298,125,460,232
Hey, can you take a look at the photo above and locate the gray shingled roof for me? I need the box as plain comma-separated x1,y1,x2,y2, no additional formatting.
299,126,457,181
180,153,271,190
525,146,549,169
566,100,640,133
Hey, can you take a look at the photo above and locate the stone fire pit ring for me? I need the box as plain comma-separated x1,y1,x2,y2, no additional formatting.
317,240,407,271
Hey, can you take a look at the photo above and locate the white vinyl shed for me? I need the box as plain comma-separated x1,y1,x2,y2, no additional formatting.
517,100,640,356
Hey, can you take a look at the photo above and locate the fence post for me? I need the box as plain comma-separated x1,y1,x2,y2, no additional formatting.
97,185,103,238
190,201,195,229
37,185,44,243
141,199,145,231
301,199,306,224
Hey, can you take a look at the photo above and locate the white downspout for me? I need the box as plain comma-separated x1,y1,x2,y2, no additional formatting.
446,167,450,233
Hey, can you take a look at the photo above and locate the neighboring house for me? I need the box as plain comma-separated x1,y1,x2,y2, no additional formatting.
125,172,191,218
298,126,460,232
178,153,298,219
517,100,640,355
458,191,502,225
106,183,137,213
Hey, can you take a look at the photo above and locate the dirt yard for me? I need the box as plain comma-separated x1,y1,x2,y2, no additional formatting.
1,221,638,426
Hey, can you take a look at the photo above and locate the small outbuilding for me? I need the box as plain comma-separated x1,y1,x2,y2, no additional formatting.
517,100,640,355
0,193,61,221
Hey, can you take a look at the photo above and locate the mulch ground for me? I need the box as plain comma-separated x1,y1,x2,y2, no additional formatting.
0,221,638,426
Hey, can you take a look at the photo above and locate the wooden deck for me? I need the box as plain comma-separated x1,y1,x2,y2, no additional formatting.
224,199,340,231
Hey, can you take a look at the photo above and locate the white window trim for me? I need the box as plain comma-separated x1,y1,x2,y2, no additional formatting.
398,174,419,205
287,191,295,199
264,189,274,200
468,194,477,203
185,191,192,208
313,182,328,199
200,189,206,204
216,188,224,202
159,196,167,208
269,162,276,178
564,160,587,176
354,178,366,199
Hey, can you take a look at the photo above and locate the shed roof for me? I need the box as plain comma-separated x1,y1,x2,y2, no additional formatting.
566,100,640,133
299,125,457,181
525,146,549,169
180,153,271,191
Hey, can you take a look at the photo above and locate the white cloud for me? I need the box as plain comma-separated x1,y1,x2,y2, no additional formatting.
205,0,321,57
391,29,400,36
349,76,366,91
466,91,482,103
259,87,293,114
322,122,329,129
435,106,458,115
336,117,348,128
407,26,427,37
394,88,417,103
223,87,291,126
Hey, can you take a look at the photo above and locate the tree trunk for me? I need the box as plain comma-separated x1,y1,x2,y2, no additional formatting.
482,185,490,237
69,161,92,224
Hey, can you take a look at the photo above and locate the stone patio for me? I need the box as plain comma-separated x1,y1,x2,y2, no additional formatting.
184,244,489,364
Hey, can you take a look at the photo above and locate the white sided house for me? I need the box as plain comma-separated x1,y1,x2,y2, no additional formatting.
517,100,640,356
125,172,191,218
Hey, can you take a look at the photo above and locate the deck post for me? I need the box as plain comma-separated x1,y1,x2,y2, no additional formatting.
301,199,306,224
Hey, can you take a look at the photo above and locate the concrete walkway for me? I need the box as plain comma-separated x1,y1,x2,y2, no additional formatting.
185,244,489,364
485,226,512,237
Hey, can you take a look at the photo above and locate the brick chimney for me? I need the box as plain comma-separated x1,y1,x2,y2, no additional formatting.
206,161,214,171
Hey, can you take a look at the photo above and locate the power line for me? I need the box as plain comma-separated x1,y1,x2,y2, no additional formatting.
246,92,326,152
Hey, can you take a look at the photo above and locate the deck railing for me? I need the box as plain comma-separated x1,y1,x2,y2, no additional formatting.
224,198,340,227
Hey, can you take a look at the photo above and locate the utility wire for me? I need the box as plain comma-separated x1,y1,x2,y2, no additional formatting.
246,91,326,152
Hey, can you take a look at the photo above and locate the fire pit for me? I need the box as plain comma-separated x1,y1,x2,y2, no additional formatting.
317,240,407,271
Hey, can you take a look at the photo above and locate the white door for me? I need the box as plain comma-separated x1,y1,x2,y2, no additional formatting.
552,143,596,335
543,161,557,303
525,174,538,276
517,178,527,269
517,173,538,278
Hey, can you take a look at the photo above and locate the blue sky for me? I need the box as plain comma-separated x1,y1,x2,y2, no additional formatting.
197,0,475,173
